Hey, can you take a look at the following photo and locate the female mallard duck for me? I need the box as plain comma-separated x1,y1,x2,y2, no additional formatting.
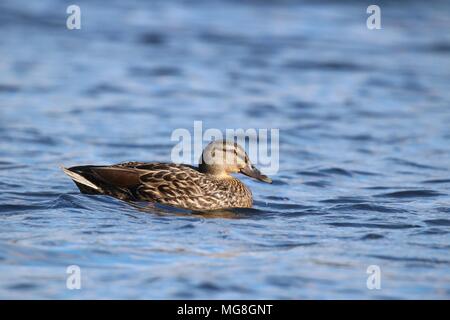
62,140,272,211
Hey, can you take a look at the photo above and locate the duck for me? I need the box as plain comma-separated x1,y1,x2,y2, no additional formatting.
62,140,272,211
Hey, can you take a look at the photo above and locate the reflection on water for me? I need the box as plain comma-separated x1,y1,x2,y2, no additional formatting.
1,0,450,299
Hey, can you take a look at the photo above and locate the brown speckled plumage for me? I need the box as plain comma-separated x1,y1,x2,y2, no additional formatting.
62,140,271,211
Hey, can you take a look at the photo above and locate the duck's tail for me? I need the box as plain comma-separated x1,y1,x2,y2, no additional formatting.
61,165,101,193
61,165,140,201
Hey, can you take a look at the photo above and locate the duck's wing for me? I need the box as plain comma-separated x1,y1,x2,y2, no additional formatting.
63,162,251,210
62,162,210,202
134,163,209,199
136,165,229,209
62,164,143,200
133,163,244,210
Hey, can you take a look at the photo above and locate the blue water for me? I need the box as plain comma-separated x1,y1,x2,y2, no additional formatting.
1,0,450,299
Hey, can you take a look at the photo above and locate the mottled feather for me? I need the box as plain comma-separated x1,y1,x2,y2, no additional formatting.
64,162,252,211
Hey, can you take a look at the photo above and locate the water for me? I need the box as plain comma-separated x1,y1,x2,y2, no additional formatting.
1,0,450,299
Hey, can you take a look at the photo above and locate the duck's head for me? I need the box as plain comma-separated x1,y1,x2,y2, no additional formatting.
199,140,272,183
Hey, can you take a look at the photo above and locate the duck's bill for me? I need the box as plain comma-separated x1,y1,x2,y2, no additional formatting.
240,165,272,184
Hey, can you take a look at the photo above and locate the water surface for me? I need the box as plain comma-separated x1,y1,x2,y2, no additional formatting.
0,0,450,299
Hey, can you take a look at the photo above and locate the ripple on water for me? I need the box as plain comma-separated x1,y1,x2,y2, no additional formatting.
417,41,450,54
0,83,21,93
7,283,39,291
367,254,450,266
0,163,28,170
263,202,312,211
436,207,450,213
327,222,421,229
351,170,382,176
264,196,290,201
85,83,126,96
320,197,367,204
138,31,167,45
296,170,328,177
330,203,408,213
303,180,331,188
283,208,329,217
269,179,288,186
283,60,369,72
50,194,92,210
374,190,445,198
423,219,450,226
386,157,446,171
129,66,182,78
360,233,385,240
319,167,353,177
0,203,46,215
422,178,450,184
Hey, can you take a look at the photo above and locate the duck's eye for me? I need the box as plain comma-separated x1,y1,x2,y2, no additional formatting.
234,149,238,156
